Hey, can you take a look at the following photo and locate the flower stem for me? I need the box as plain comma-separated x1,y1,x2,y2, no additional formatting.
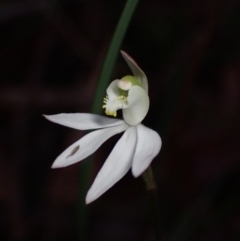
142,166,163,241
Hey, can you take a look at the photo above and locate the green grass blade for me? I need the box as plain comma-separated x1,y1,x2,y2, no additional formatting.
92,0,140,114
77,0,140,240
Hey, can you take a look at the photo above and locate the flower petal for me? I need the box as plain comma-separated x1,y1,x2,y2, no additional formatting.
51,122,129,168
122,86,149,125
121,50,148,93
106,79,120,99
103,79,128,117
86,126,137,204
44,113,124,130
132,124,162,177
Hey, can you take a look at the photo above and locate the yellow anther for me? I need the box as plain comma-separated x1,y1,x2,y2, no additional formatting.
102,95,128,118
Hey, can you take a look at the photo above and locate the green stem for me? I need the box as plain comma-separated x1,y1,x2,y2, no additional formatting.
142,167,163,241
77,0,140,240
92,0,140,114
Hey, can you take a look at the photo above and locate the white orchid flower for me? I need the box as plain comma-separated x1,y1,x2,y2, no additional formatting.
44,51,162,204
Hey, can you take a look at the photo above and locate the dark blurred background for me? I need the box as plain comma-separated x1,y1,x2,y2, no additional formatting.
0,0,240,240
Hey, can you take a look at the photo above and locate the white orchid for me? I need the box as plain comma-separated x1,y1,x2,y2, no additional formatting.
44,51,162,204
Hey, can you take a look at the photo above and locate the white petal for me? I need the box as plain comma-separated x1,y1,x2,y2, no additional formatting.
122,86,149,125
121,50,148,93
44,113,123,130
51,122,129,168
132,124,162,177
106,79,120,99
86,126,137,204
